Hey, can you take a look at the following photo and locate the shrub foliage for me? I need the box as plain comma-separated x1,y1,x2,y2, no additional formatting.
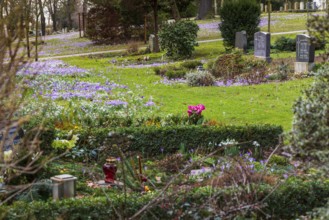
159,20,199,59
186,71,215,86
291,65,329,165
219,0,260,48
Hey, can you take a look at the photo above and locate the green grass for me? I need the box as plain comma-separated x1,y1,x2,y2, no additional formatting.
63,55,313,131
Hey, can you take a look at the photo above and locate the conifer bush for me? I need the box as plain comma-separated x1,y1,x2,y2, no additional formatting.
219,0,260,48
159,20,199,59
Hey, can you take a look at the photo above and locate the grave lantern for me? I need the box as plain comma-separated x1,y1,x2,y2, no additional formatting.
51,174,77,200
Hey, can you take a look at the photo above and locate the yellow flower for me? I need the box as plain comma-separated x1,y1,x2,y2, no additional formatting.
4,150,13,163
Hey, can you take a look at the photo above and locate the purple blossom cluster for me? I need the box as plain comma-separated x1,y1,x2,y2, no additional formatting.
105,100,128,106
144,100,155,107
157,77,187,85
259,18,277,27
198,22,221,32
17,60,88,76
119,62,169,69
214,79,249,87
27,79,128,100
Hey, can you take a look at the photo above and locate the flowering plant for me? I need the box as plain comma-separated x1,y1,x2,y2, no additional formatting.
187,104,205,125
187,104,205,116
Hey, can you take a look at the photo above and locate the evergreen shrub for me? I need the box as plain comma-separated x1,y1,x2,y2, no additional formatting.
159,20,199,59
219,0,260,48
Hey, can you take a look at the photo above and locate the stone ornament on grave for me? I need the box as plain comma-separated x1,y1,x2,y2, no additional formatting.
295,34,315,73
254,31,271,62
235,31,247,53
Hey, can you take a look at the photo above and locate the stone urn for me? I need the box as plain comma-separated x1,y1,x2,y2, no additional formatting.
103,157,117,183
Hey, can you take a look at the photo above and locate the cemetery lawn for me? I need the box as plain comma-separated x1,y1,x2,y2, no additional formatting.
63,55,313,131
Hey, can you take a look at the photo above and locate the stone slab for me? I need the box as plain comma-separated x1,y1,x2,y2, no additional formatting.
294,62,314,74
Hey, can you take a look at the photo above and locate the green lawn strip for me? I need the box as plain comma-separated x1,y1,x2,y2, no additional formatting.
63,56,312,131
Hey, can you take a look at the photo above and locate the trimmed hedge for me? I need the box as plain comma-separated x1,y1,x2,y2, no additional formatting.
0,193,163,220
264,178,329,219
2,178,329,219
77,124,283,155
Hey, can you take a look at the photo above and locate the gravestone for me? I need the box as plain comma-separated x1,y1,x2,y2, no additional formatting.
294,2,299,10
254,32,271,62
313,2,317,9
284,3,288,11
306,2,311,9
260,3,264,12
149,34,156,53
197,0,213,19
265,5,268,12
235,31,247,53
280,6,283,11
300,2,304,10
0,122,24,152
295,34,315,73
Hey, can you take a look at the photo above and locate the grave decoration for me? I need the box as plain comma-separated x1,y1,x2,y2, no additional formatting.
103,157,118,183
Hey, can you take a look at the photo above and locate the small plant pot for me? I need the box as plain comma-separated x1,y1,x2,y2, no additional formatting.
103,157,117,183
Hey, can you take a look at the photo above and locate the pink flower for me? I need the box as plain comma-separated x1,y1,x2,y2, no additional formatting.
187,104,205,116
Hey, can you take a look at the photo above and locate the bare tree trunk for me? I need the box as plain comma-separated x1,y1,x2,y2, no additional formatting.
25,0,32,57
47,0,58,32
66,0,73,30
150,0,160,52
170,0,181,21
35,0,39,61
38,0,46,36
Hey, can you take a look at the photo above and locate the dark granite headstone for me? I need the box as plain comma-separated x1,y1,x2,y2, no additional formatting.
296,34,315,63
254,31,271,62
235,31,247,53
197,0,213,19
